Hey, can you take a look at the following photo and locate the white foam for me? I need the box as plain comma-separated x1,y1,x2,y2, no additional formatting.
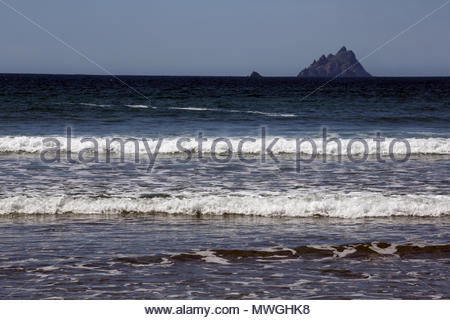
333,247,358,258
0,135,449,155
69,102,156,109
169,107,218,112
195,250,230,265
168,107,296,118
0,193,448,218
230,109,297,118
369,243,398,255
125,104,155,109
79,103,112,108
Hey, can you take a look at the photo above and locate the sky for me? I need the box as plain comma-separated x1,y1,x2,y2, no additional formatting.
1,0,449,76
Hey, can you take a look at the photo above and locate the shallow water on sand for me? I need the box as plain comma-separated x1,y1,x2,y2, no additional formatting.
0,214,448,299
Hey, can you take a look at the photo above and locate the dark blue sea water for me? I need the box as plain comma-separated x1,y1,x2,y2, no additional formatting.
1,74,449,138
0,74,449,299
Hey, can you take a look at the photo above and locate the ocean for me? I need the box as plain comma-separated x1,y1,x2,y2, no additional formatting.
0,74,449,299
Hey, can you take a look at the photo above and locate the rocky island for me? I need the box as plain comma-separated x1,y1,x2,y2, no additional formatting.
249,71,263,78
297,46,371,78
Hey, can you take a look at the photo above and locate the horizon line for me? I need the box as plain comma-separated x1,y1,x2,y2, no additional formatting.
1,72,449,78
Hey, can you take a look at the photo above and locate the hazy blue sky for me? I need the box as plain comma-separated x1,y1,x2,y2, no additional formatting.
1,0,449,76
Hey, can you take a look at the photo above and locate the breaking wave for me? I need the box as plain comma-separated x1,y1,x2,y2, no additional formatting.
0,135,449,155
0,193,448,217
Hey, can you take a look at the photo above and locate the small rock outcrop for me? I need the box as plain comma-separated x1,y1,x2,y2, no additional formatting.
249,71,263,78
297,46,371,78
